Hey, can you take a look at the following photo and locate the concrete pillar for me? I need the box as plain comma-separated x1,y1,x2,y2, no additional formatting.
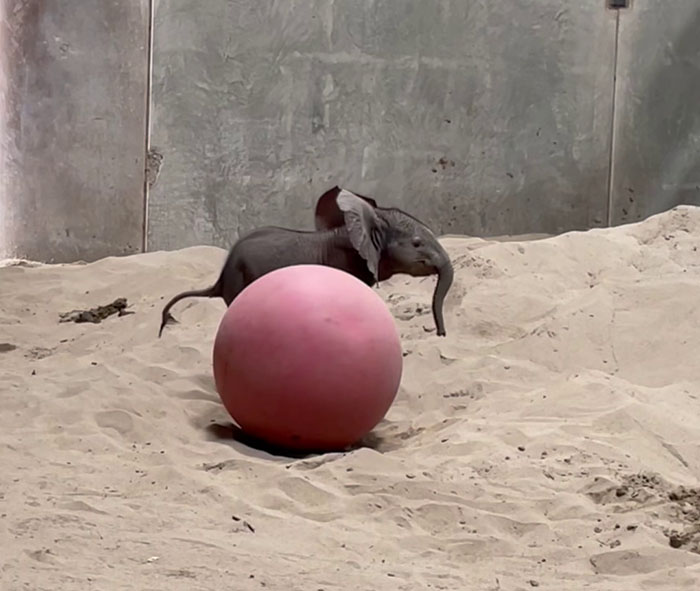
0,0,149,263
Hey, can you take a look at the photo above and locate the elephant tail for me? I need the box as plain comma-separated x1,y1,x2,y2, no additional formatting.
158,281,222,338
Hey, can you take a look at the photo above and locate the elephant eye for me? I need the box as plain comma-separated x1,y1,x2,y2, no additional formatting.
411,236,422,248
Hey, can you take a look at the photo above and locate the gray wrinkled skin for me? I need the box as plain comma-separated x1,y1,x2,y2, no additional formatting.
159,187,453,337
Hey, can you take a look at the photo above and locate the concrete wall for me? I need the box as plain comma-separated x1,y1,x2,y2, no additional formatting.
147,0,618,251
3,1,698,262
0,0,149,263
610,0,700,225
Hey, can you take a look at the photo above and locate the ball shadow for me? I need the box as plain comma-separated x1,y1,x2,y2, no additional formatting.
204,421,360,459
204,418,401,459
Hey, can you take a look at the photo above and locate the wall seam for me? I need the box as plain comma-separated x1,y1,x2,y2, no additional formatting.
605,9,622,227
141,0,155,252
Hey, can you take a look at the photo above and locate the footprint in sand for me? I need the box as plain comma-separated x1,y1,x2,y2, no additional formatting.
26,548,59,564
57,381,92,399
60,500,109,515
279,476,338,506
95,409,134,435
26,346,54,360
176,387,220,403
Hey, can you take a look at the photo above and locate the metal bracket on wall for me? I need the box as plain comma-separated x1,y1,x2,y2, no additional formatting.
607,0,630,9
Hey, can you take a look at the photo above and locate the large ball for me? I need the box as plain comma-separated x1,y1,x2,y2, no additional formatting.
212,264,403,452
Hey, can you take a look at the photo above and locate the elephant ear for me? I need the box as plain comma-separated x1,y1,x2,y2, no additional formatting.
314,186,378,231
336,189,385,280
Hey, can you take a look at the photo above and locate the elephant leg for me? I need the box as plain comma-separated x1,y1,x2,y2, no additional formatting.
220,260,251,306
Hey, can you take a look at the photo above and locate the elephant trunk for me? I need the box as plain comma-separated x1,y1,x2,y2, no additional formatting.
431,255,453,337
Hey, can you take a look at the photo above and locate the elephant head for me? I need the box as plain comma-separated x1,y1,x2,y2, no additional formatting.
315,186,454,337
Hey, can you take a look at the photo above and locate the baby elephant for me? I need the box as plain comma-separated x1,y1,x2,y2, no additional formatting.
158,187,453,337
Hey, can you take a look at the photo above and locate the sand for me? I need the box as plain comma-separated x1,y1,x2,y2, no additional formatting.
2,205,700,590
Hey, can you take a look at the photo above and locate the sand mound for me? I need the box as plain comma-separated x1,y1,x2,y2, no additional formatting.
2,205,700,589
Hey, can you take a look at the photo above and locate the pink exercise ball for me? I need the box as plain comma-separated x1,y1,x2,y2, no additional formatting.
212,264,403,452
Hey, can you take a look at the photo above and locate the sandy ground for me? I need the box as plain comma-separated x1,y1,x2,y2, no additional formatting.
2,205,700,590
